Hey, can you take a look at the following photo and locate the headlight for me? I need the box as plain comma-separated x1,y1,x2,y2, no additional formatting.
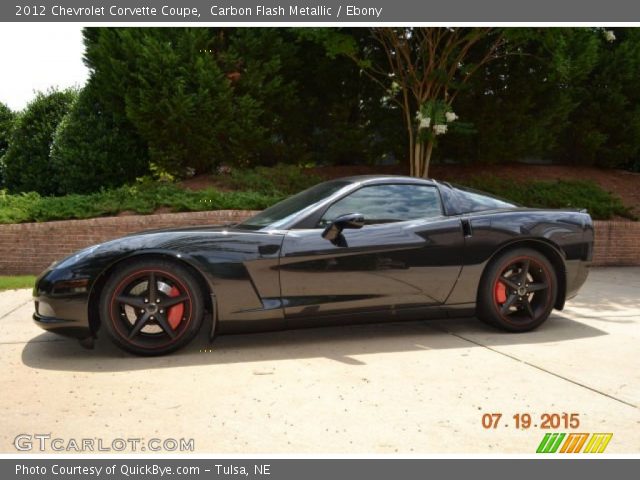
52,278,90,294
54,245,102,270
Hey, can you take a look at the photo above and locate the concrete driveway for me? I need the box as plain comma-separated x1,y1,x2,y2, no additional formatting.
0,267,638,453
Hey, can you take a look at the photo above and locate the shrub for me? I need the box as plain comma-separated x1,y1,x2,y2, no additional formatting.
227,164,322,195
464,176,635,220
3,89,77,195
0,102,16,188
0,173,633,225
50,84,149,195
0,181,282,224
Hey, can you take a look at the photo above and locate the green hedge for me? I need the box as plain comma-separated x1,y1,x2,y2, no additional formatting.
0,182,283,224
227,164,322,195
464,177,635,220
0,175,633,225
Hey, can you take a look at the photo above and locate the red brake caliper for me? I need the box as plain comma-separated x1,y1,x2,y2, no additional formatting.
494,280,507,304
167,286,185,329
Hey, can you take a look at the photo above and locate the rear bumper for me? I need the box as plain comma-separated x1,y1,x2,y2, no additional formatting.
565,259,591,301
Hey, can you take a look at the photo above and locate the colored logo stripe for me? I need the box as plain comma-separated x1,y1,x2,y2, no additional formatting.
583,433,613,453
536,433,613,453
559,433,589,453
536,433,566,453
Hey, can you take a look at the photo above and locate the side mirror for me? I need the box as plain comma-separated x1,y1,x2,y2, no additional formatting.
322,213,365,243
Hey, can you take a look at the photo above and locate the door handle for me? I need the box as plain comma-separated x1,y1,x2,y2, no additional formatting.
461,219,473,238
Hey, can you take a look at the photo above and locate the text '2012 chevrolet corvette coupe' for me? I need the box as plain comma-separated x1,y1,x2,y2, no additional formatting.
33,175,593,355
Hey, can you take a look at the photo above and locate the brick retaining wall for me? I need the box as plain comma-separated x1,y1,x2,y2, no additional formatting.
592,220,640,266
0,210,257,276
0,213,637,275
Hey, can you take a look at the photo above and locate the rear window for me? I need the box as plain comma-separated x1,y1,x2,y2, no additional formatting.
453,186,517,213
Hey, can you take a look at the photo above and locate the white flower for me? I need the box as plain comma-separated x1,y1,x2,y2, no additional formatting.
419,116,431,129
445,111,458,122
604,30,616,42
433,124,448,135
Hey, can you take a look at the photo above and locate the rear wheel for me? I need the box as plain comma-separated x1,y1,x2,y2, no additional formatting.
477,248,557,332
100,259,204,355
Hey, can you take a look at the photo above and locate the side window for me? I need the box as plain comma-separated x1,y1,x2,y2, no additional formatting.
319,184,442,226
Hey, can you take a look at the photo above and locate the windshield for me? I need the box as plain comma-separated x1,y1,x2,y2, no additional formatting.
238,180,351,230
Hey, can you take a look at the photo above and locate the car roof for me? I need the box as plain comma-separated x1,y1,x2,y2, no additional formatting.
338,174,437,186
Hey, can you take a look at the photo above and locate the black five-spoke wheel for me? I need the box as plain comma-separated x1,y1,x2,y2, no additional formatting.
100,259,204,355
478,248,557,332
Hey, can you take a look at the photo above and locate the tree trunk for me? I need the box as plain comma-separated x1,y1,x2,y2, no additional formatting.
413,140,423,178
409,139,415,177
406,113,416,177
422,141,434,178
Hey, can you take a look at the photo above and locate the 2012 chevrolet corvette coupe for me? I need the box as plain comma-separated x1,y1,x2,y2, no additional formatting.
33,175,593,355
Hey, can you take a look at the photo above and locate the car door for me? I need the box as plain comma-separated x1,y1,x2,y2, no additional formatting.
278,183,464,324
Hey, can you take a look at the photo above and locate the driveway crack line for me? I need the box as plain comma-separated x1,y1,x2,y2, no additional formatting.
0,299,31,321
431,325,638,410
0,339,70,346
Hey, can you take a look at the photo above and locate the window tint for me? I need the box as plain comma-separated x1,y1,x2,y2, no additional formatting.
320,184,442,226
454,186,516,213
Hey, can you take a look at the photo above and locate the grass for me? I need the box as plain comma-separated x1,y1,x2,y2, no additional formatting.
0,166,634,224
0,275,36,291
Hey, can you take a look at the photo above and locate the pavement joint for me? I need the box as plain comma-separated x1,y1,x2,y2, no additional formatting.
433,325,638,410
0,299,31,321
0,338,70,346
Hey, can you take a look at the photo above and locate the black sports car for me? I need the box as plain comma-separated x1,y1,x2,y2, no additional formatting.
33,175,593,355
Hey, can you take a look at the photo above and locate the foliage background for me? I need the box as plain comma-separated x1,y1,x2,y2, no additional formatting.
0,27,637,220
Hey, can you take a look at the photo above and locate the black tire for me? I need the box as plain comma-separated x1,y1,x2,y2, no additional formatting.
100,258,204,356
477,248,557,332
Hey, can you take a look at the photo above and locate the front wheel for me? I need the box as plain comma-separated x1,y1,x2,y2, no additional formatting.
477,248,557,332
100,259,204,355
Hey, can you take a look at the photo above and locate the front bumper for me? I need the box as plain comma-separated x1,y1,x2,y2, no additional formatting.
32,311,91,339
32,267,93,339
